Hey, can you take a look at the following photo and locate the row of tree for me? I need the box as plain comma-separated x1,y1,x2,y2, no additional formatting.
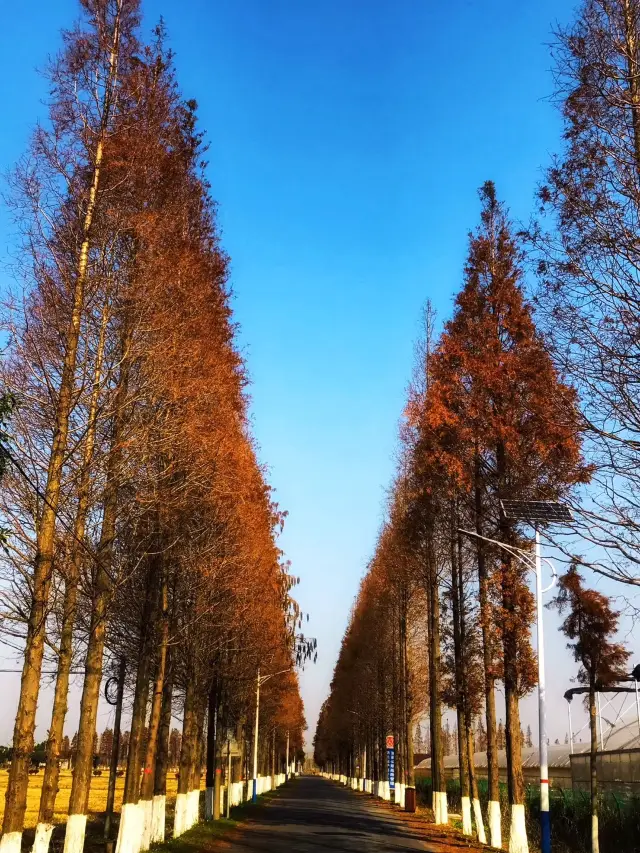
0,3,306,853
316,2,640,852
315,180,586,853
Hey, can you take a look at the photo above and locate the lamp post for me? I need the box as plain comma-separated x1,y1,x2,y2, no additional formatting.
348,709,366,790
252,667,291,803
460,498,572,853
286,729,290,781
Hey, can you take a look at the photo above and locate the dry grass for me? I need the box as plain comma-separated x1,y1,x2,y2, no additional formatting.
0,770,184,830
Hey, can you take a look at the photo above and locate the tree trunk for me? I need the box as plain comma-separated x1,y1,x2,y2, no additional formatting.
124,579,156,802
622,0,640,186
503,560,528,853
150,645,173,844
64,320,132,853
1,12,124,848
475,465,501,848
427,533,446,824
467,724,486,843
139,569,169,851
205,680,218,820
403,597,415,789
34,297,110,853
590,685,599,853
192,697,207,823
174,678,197,838
451,513,471,835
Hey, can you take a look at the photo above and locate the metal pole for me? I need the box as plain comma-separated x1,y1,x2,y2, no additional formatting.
252,669,260,803
286,729,290,781
226,737,231,819
104,657,126,840
536,528,551,853
635,680,640,739
567,701,574,755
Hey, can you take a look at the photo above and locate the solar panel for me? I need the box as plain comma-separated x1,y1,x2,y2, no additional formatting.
500,500,573,524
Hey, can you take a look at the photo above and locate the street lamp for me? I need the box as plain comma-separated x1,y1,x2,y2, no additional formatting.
460,499,572,853
252,668,290,803
285,729,290,781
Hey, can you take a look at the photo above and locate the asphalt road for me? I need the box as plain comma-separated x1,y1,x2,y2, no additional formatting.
220,775,448,852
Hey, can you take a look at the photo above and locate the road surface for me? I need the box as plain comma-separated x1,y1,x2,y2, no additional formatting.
218,775,461,852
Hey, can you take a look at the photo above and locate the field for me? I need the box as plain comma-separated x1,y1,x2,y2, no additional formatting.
0,770,184,829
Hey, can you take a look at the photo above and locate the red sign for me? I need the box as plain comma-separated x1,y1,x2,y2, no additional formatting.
386,735,394,750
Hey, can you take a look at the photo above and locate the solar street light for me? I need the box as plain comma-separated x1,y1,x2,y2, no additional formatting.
500,499,573,524
500,499,572,853
460,499,572,853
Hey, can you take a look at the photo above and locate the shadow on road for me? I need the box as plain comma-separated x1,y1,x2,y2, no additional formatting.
212,775,449,852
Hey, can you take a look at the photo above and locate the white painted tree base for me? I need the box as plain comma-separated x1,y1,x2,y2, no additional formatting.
150,795,165,844
433,791,448,825
508,804,528,853
205,787,214,821
32,822,54,853
139,799,153,851
173,793,188,838
461,796,472,835
187,789,200,828
63,813,88,853
116,803,143,853
473,798,486,844
488,799,502,849
0,831,22,853
592,813,599,853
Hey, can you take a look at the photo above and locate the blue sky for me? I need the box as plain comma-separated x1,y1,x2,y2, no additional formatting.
2,0,637,749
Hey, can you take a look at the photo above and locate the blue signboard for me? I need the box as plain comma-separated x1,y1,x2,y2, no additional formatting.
387,747,395,789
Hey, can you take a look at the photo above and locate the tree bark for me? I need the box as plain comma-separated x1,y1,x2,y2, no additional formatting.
140,567,169,802
37,295,110,840
122,567,157,808
427,531,446,822
154,645,173,796
64,320,132,853
590,685,599,853
450,514,471,833
475,463,501,846
502,556,528,853
622,0,640,186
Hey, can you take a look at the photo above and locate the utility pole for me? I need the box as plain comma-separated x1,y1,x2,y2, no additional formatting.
252,669,260,803
226,737,231,819
460,497,573,853
286,730,290,781
252,667,291,803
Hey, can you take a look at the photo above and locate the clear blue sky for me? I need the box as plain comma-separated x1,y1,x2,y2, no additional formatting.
4,0,636,750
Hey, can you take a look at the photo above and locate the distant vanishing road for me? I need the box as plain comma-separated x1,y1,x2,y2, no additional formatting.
216,775,463,852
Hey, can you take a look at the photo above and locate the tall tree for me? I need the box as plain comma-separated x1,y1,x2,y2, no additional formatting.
553,565,631,853
533,0,640,586
425,182,590,853
0,4,140,850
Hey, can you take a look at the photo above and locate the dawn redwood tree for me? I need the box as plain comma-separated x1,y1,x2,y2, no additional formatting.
426,182,590,853
34,291,111,853
533,0,640,586
553,565,631,853
0,4,140,851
